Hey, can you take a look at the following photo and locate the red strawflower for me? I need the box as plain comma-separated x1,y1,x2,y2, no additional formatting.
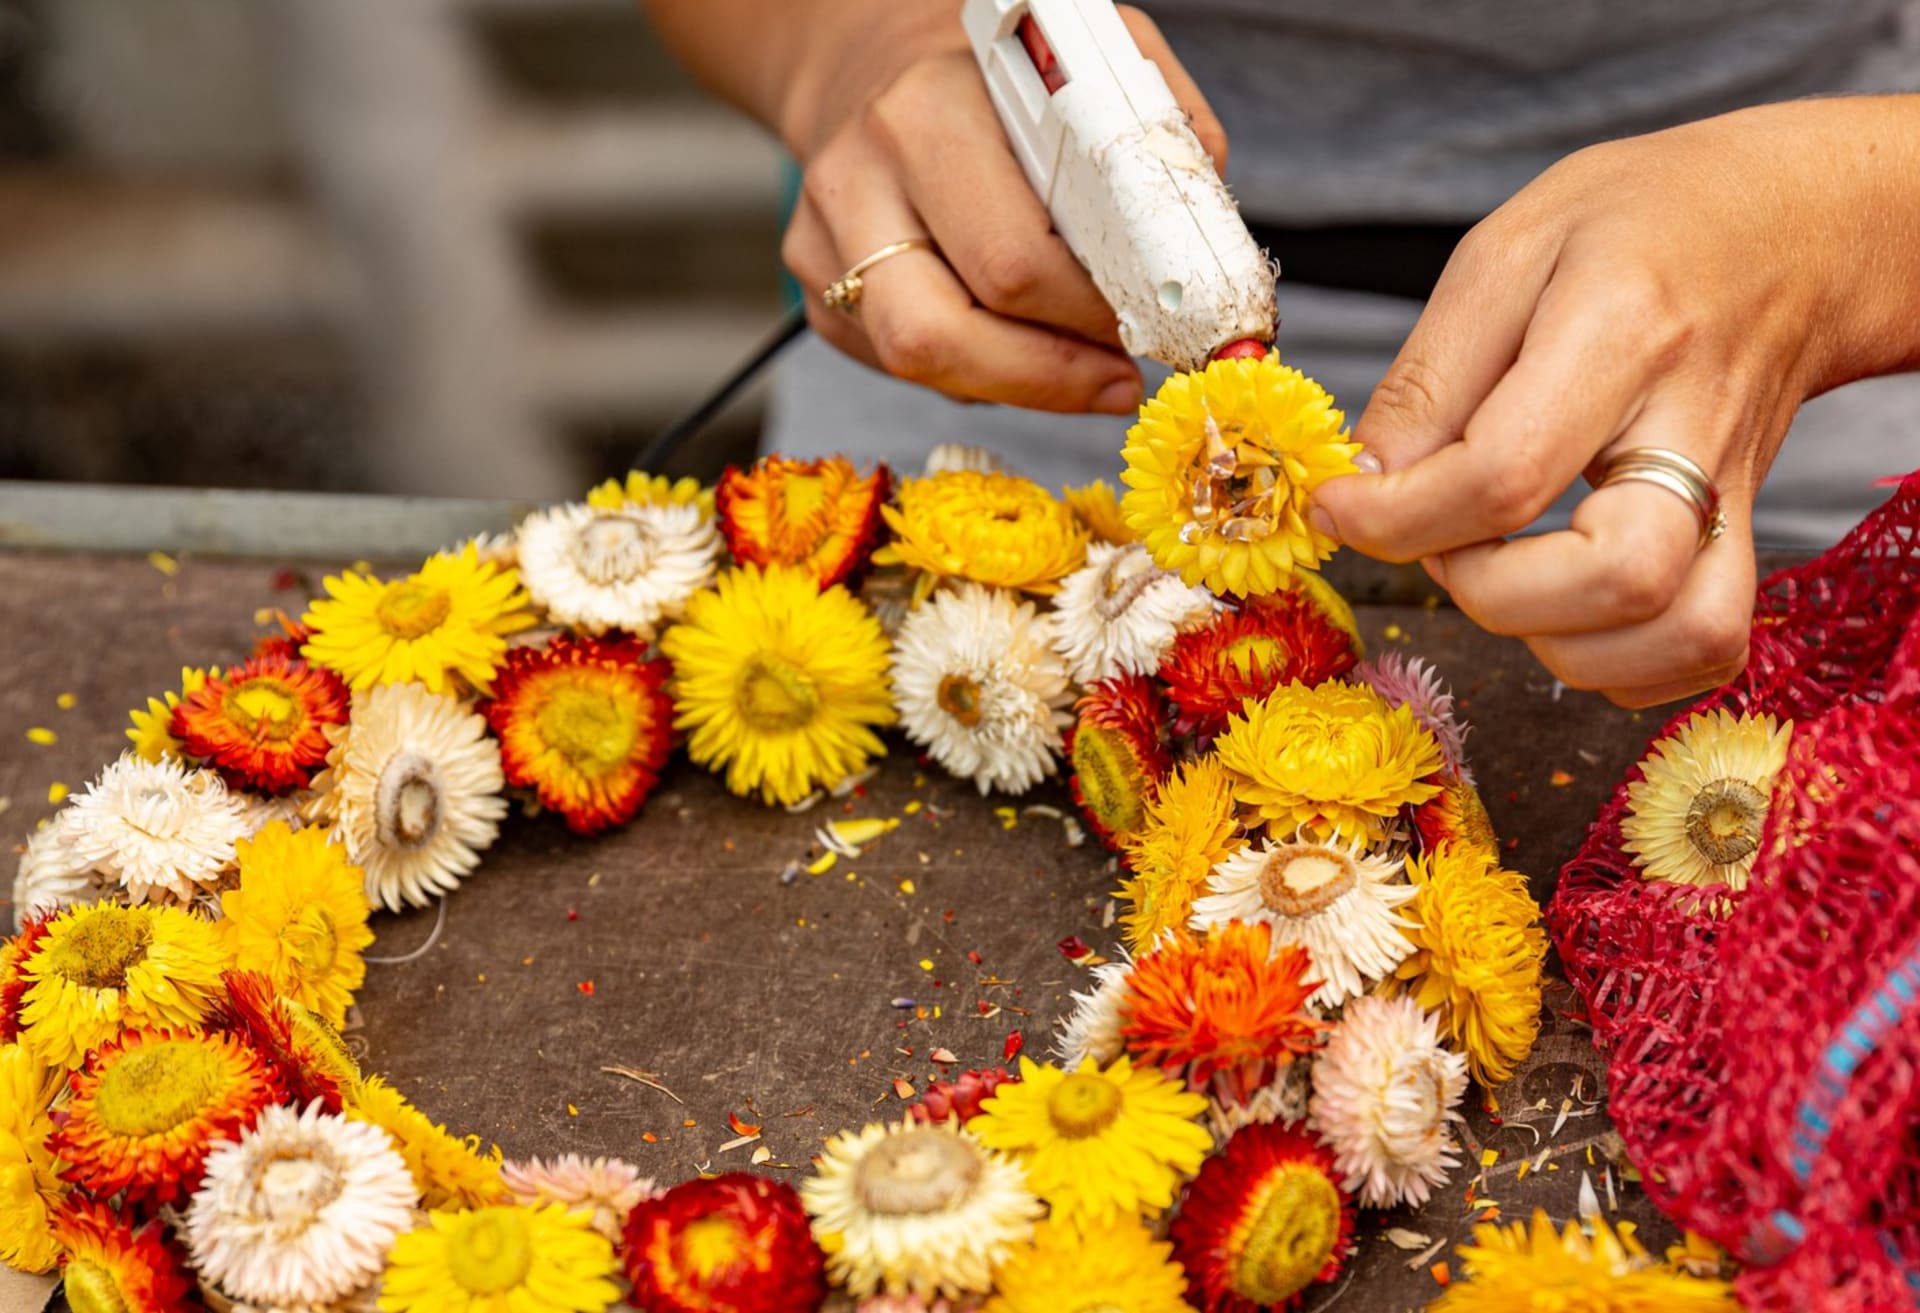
50,1026,282,1206
1412,770,1500,861
624,1172,826,1313
1066,674,1172,849
51,1199,196,1313
1170,1122,1356,1313
717,455,892,589
1121,922,1327,1101
910,1066,1015,1124
481,634,674,835
0,917,50,1043
217,969,359,1114
251,610,315,663
1158,592,1357,742
171,652,349,794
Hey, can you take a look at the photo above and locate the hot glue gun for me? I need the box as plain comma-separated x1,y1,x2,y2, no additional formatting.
962,0,1277,372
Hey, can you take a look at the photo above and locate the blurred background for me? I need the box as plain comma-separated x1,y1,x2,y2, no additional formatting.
0,0,787,502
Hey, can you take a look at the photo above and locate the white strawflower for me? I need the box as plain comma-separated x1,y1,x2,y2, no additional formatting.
444,528,518,570
1052,957,1131,1069
1205,1061,1313,1140
515,500,719,637
1190,835,1416,1008
891,583,1072,796
305,682,507,911
1309,995,1468,1208
64,753,249,905
922,444,1005,477
186,1102,417,1307
801,1120,1041,1297
236,792,307,839
1049,542,1214,686
501,1153,654,1242
12,807,111,924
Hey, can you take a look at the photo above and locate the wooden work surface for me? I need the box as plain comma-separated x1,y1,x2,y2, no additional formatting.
0,550,1685,1312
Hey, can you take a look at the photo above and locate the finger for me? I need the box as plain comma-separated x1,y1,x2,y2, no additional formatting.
809,138,1142,413
1118,5,1229,172
1436,432,1715,637
1526,503,1756,696
868,55,1121,346
782,195,884,373
1316,262,1659,561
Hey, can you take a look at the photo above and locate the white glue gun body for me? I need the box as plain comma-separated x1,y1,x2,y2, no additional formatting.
963,0,1277,372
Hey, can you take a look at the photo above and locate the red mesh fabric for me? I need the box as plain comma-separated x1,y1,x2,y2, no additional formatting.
1547,472,1920,1311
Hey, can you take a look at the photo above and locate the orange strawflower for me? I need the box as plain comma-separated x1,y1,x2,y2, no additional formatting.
482,634,675,835
1413,771,1500,864
1121,922,1326,1101
1158,592,1357,742
0,918,49,1043
51,1199,196,1313
717,454,891,590
171,652,350,794
624,1173,826,1313
1067,674,1171,849
50,1027,281,1206
219,969,361,1114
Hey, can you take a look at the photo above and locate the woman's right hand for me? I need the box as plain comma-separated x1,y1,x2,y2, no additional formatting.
771,5,1226,415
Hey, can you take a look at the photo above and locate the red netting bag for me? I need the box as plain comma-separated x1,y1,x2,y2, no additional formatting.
1547,471,1920,1311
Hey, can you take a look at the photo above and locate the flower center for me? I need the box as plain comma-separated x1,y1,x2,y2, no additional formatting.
936,674,984,729
1686,778,1768,866
1181,412,1283,546
375,751,441,850
225,678,306,742
536,682,637,776
374,581,452,640
93,1038,225,1138
778,473,830,529
257,1151,347,1221
1258,847,1357,918
573,513,656,585
445,1207,534,1294
62,1259,129,1313
1045,1072,1123,1139
46,908,152,990
736,656,819,733
1071,724,1150,839
281,903,341,975
1223,634,1285,680
852,1126,983,1215
678,1215,746,1282
1233,1162,1341,1305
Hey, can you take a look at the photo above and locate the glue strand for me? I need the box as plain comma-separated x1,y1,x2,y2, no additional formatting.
364,895,450,965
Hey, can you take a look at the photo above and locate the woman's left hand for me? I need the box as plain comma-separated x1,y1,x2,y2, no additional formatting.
1310,96,1920,707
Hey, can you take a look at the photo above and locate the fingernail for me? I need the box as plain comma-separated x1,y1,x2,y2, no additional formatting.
1355,449,1383,475
1309,505,1341,542
1094,379,1142,415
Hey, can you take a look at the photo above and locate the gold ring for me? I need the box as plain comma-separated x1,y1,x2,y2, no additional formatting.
821,238,937,314
1597,447,1724,547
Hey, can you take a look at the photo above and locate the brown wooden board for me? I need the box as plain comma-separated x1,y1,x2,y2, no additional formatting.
0,550,1690,1311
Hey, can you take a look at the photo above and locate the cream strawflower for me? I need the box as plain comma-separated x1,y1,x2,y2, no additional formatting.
1053,957,1132,1069
892,583,1072,796
801,1119,1042,1298
1309,995,1468,1208
1049,543,1214,686
236,792,308,839
515,500,720,638
12,808,110,922
1621,708,1792,892
1190,835,1416,1008
186,1102,417,1307
306,683,507,911
64,753,249,905
501,1153,653,1242
1205,1061,1313,1141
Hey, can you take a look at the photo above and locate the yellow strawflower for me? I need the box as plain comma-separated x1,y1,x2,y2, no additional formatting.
986,1219,1190,1313
220,821,375,1027
1432,1210,1741,1311
1120,354,1360,596
586,469,716,520
1214,680,1443,845
1118,755,1244,952
379,1204,620,1313
0,1042,68,1273
124,665,215,763
874,470,1088,599
1394,842,1547,1087
1063,480,1137,546
1621,708,1792,892
345,1076,506,1210
301,544,535,696
660,565,896,807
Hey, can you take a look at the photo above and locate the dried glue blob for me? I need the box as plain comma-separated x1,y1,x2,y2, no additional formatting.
800,1120,1041,1298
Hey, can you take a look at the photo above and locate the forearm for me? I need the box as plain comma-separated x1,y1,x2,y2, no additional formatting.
640,0,967,154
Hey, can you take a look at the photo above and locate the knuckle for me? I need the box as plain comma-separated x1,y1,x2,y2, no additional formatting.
1602,550,1684,622
1607,268,1694,367
1682,603,1751,671
1368,356,1448,432
1477,447,1552,529
971,243,1042,312
871,313,947,384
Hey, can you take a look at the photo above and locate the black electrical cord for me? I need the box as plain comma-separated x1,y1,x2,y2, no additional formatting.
633,308,809,474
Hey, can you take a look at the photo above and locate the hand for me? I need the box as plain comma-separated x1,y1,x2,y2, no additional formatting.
775,6,1227,414
1309,97,1920,707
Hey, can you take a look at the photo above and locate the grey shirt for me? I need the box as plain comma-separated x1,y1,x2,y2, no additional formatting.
766,1,1920,546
